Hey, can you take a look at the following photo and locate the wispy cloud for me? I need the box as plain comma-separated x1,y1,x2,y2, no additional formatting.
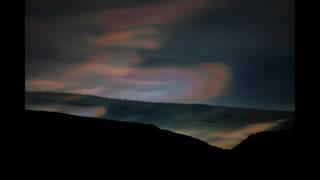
186,63,231,101
207,120,286,148
26,61,231,102
89,28,161,50
26,104,107,118
26,0,232,103
26,79,66,91
101,0,216,29
89,0,219,51
175,119,286,149
26,0,295,110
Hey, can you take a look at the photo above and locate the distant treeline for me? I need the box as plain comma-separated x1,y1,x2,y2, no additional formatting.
25,91,293,113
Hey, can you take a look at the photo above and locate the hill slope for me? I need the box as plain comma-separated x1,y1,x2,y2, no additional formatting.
25,91,295,148
232,130,295,161
20,110,294,172
22,110,229,164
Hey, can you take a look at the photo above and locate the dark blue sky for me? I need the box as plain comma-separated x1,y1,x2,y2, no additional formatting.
25,0,295,111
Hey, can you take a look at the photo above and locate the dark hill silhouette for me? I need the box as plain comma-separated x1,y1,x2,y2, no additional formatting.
22,110,294,171
25,91,295,148
232,130,295,163
233,130,294,152
23,110,230,166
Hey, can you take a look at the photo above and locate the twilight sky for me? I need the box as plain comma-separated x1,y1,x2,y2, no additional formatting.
25,0,295,111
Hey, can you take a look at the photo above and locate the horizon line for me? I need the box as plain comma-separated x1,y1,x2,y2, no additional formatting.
25,90,295,113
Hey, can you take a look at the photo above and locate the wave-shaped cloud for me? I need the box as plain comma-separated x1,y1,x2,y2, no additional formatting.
26,60,230,102
26,0,231,103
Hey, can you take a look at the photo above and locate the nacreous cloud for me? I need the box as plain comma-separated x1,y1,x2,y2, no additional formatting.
89,28,161,50
26,0,230,103
101,0,219,30
26,59,231,103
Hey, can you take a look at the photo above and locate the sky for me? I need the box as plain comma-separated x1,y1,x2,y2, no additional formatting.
25,0,295,111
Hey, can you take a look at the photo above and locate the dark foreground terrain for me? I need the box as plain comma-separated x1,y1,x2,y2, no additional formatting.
20,110,294,173
25,91,295,149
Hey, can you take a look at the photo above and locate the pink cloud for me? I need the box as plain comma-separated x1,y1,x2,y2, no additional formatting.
186,63,231,102
27,53,231,103
74,63,134,77
89,28,161,50
89,0,222,50
90,51,142,66
68,60,230,102
66,51,143,78
26,79,65,91
101,0,216,29
70,87,103,95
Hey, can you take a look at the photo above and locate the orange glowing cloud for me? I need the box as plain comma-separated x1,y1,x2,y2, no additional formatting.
209,121,280,139
207,120,285,148
174,120,285,149
94,106,108,117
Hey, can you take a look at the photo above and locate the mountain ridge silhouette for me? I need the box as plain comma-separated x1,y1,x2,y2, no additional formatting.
23,110,294,164
25,91,295,149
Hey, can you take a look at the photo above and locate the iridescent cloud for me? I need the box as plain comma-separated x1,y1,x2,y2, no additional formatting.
26,79,66,91
101,0,217,29
186,63,231,101
89,28,161,50
26,61,231,103
88,0,218,51
26,0,295,110
26,0,231,103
